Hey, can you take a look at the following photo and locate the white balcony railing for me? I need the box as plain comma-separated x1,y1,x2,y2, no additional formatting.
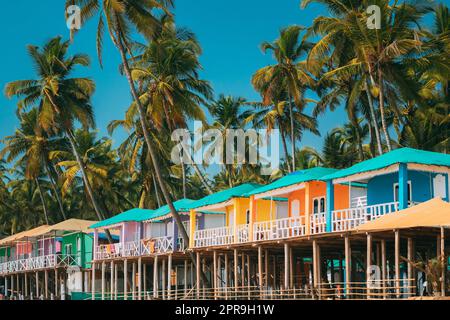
194,226,234,248
311,212,327,235
253,216,306,241
236,224,250,243
332,201,418,232
153,236,174,254
0,254,80,276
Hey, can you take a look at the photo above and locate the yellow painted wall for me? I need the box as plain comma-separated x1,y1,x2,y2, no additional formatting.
225,198,251,227
255,199,277,222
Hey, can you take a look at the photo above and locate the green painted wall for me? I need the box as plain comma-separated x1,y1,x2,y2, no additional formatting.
0,247,10,261
61,232,93,269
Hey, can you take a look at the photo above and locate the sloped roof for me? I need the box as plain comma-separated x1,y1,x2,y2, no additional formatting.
356,198,450,232
323,148,450,181
40,219,97,235
90,208,154,229
0,225,50,246
141,199,197,222
188,183,262,210
246,167,338,197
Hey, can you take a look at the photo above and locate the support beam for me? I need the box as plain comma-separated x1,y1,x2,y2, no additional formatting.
115,263,118,300
398,163,408,210
258,246,263,298
395,230,401,298
407,238,413,297
326,180,334,232
124,259,128,300
196,252,200,299
184,260,188,297
91,263,96,300
381,239,386,299
44,270,48,299
284,243,289,291
224,253,229,299
132,262,136,300
234,249,238,297
36,272,39,298
167,255,172,300
441,227,446,297
213,251,218,300
366,233,372,300
110,261,114,300
264,249,269,289
153,256,158,298
54,269,58,298
138,257,142,300
101,262,106,300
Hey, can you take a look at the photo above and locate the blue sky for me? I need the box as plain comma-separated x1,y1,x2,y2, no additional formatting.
0,0,346,155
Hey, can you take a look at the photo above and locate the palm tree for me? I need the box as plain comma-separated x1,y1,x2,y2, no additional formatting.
4,37,106,223
126,16,214,195
1,109,67,221
66,1,198,259
253,25,314,170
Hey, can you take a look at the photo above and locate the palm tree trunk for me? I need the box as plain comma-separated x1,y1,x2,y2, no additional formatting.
181,162,187,199
35,178,49,225
279,123,292,173
377,69,392,152
44,162,67,221
287,92,296,170
113,30,209,286
152,174,162,208
364,79,383,155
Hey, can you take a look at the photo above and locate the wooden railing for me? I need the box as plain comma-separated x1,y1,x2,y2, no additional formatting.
194,226,234,248
332,201,400,232
311,212,327,235
0,254,80,275
253,216,306,241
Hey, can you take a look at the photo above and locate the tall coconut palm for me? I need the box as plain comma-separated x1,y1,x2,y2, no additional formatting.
4,37,105,223
1,109,67,221
65,1,199,263
253,25,314,170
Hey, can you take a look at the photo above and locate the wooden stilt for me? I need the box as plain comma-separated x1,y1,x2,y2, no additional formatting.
91,263,95,300
441,227,446,297
241,254,245,290
264,249,269,289
138,257,142,300
224,253,229,299
366,233,372,300
143,263,147,298
167,255,172,300
162,258,166,300
234,249,238,297
101,262,106,300
110,261,114,300
289,246,294,290
247,255,251,300
380,239,386,298
284,243,289,292
54,269,58,298
407,237,413,297
184,259,188,297
114,263,118,300
312,240,318,289
213,251,218,300
196,252,200,299
394,230,400,298
44,270,48,299
132,262,136,300
124,259,128,300
258,246,263,298
35,272,39,298
153,256,158,298
25,272,28,298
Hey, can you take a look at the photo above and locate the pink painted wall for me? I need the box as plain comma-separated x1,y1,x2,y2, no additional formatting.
122,222,140,242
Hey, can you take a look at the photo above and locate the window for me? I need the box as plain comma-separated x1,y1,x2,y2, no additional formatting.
393,181,412,203
65,244,72,256
246,210,251,224
313,197,326,214
291,200,300,217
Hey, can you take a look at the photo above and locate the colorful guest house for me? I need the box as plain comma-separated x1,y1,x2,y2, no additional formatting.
0,219,99,299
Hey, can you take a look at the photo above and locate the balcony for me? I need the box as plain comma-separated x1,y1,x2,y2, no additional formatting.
0,254,80,275
194,226,234,248
311,212,327,235
331,201,419,232
253,216,306,241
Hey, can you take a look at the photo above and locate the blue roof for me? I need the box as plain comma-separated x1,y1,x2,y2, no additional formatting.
246,167,338,196
323,148,450,181
188,183,263,209
90,208,155,229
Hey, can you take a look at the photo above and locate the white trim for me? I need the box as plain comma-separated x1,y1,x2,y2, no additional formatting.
194,199,234,212
332,164,400,184
407,163,450,175
254,183,306,200
312,196,326,214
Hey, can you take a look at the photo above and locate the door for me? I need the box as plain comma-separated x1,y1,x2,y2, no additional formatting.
433,174,446,199
291,200,300,217
276,202,289,219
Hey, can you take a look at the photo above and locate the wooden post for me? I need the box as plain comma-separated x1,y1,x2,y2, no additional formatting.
258,246,263,298
241,254,245,290
284,243,289,293
101,262,105,300
213,251,218,300
36,272,39,298
153,256,158,298
162,258,166,299
184,260,188,297
196,252,200,299
91,262,95,300
395,230,400,298
289,246,294,290
132,262,136,300
114,263,118,300
312,240,318,289
218,255,222,298
441,227,446,297
264,249,269,289
143,263,146,298
54,269,58,298
167,255,172,300
224,253,229,299
110,261,114,300
124,259,128,300
138,257,142,300
234,249,238,298
366,233,372,300
25,272,28,298
381,239,386,299
407,238,413,297
44,270,48,299
247,255,251,300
